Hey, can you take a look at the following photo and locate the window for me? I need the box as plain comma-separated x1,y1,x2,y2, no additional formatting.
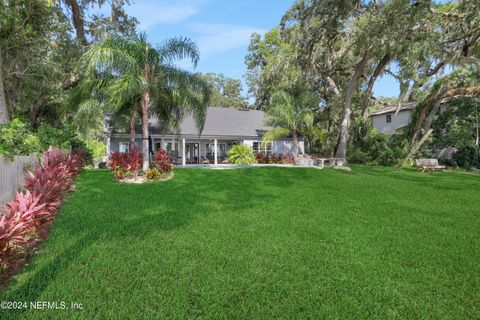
264,141,272,154
253,141,272,154
252,142,260,153
119,142,129,153
386,114,392,123
206,143,226,157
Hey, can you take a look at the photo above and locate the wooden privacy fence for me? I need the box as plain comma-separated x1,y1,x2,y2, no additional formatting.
0,155,37,206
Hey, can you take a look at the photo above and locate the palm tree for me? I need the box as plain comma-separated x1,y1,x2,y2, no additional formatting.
77,33,210,170
262,88,319,156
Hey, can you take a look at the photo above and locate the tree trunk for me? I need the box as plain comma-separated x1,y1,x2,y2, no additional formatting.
141,90,150,171
411,86,480,143
422,99,441,133
361,53,392,121
292,129,299,156
66,0,89,46
130,107,137,149
335,53,369,161
0,50,8,124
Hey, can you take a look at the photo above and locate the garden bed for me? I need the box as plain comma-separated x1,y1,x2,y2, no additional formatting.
118,172,174,184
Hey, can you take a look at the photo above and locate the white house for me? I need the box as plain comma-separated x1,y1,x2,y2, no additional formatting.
369,102,416,134
106,107,304,165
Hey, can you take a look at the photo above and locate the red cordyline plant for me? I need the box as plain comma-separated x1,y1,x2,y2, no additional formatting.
0,191,48,269
1,147,85,272
65,151,85,177
24,168,65,213
153,149,173,173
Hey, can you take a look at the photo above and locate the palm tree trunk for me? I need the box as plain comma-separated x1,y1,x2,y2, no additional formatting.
141,90,150,171
335,53,369,162
292,129,299,156
130,107,136,149
0,50,9,124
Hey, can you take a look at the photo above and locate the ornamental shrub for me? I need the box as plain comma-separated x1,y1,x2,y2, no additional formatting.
125,147,143,173
152,149,173,173
1,147,84,273
255,152,294,164
228,144,255,164
108,152,127,170
146,168,162,180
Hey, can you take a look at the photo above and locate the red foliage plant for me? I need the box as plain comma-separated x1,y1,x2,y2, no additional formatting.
108,151,127,170
0,191,48,269
255,153,294,164
125,147,143,172
0,147,85,273
153,149,173,173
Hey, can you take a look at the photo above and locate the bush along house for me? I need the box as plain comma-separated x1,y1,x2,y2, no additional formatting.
106,107,305,165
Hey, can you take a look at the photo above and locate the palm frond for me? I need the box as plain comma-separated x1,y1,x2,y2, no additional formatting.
152,65,211,133
77,36,140,77
262,127,291,142
158,37,200,68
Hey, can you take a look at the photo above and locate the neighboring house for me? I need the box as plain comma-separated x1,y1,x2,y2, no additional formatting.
370,101,449,134
106,107,304,165
369,102,416,134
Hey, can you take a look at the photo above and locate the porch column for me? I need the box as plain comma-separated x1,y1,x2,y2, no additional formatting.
214,138,218,165
182,138,186,166
106,135,111,156
172,137,176,163
161,137,165,150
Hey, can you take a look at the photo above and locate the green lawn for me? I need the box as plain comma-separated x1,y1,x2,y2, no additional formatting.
1,166,479,319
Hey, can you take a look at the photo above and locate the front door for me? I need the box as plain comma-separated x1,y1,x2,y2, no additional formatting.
185,143,199,164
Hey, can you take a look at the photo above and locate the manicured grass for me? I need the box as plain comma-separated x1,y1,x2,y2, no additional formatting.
1,166,479,319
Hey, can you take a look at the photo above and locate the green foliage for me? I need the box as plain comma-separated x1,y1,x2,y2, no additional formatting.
227,144,255,164
197,73,249,109
0,119,41,155
429,97,480,169
37,124,79,150
85,138,106,164
263,87,319,155
453,146,479,169
0,118,100,165
348,129,409,166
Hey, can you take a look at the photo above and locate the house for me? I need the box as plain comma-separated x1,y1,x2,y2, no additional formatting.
370,101,449,134
369,102,416,134
106,107,305,165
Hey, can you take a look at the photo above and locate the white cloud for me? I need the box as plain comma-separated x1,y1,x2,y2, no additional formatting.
126,0,208,29
191,23,267,57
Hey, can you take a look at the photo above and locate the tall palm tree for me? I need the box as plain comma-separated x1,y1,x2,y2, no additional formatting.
263,88,319,156
77,33,210,170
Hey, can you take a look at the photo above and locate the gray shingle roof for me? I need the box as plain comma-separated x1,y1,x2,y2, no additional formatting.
179,107,266,137
112,107,267,138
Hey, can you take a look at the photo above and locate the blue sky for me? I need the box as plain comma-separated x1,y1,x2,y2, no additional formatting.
120,0,399,99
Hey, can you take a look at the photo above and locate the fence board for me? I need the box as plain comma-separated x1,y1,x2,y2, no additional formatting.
0,156,37,206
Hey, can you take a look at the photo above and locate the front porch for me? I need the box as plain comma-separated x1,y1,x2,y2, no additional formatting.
152,136,257,165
